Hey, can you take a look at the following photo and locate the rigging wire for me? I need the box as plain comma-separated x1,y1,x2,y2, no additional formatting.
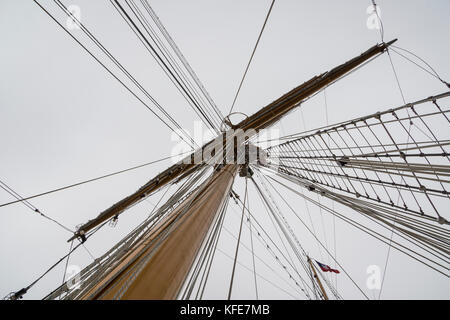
193,196,230,299
221,225,301,298
390,45,450,88
227,178,248,299
256,171,342,299
216,247,300,299
126,0,223,131
34,0,196,148
56,0,198,147
246,186,259,299
110,0,220,132
94,138,240,299
136,0,223,128
251,173,317,298
140,0,225,122
7,219,110,300
54,168,209,300
59,240,74,300
14,1,448,300
0,180,73,233
323,90,339,290
112,0,220,132
379,34,411,299
228,0,276,115
252,176,302,279
126,0,222,131
262,170,450,274
230,196,313,298
261,173,371,300
0,151,191,209
370,0,384,43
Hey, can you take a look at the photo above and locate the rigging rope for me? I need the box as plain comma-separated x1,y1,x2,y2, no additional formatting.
227,178,248,299
35,0,197,148
140,0,225,122
8,219,109,300
0,151,190,209
261,173,371,299
262,169,449,276
0,180,73,233
228,0,276,115
246,186,259,299
231,193,313,298
60,240,74,300
112,0,220,132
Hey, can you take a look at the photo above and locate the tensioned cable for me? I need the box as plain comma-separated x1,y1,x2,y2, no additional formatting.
141,0,225,122
263,170,450,275
370,0,384,43
59,240,74,300
58,168,209,300
220,224,303,298
252,176,302,281
229,196,313,298
126,0,222,131
98,137,241,299
227,177,248,300
216,247,300,299
8,218,109,300
0,150,191,209
112,0,220,132
125,0,221,131
253,172,328,298
34,0,196,148
261,173,370,299
264,164,447,291
0,180,73,233
228,0,276,115
136,0,223,129
379,37,411,299
55,0,198,147
323,90,338,289
179,187,227,299
110,0,221,132
246,185,259,299
193,196,230,299
390,45,449,88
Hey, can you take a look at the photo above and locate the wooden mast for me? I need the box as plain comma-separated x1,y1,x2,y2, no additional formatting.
61,40,397,300
81,165,238,299
307,257,329,300
69,40,396,243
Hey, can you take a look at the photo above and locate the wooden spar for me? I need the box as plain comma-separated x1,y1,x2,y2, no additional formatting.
307,257,329,300
236,39,397,131
81,165,238,299
69,40,396,242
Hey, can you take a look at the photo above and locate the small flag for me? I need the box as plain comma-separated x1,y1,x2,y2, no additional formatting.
315,260,340,274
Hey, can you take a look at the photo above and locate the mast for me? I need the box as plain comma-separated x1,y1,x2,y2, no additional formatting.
69,40,397,242
307,257,329,300
55,40,399,300
81,165,238,299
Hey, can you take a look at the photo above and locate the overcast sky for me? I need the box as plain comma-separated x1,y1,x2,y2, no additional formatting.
1,0,449,300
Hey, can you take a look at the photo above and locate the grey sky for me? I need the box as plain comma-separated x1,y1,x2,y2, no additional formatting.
0,0,449,299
